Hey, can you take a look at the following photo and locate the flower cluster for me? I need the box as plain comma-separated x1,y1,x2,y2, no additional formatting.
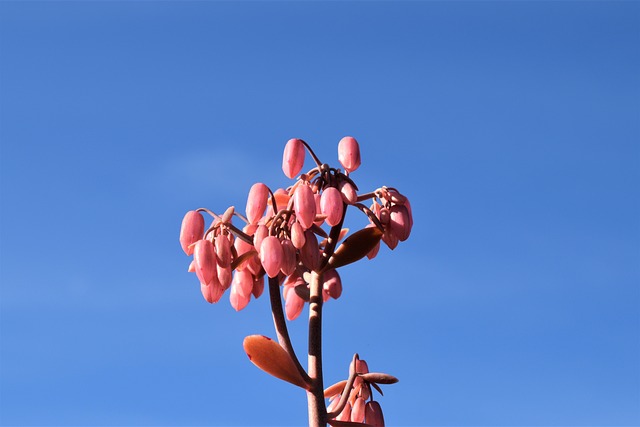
179,137,413,314
324,356,396,426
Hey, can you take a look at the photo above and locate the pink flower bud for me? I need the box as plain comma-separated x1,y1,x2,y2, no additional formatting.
233,269,254,299
246,183,269,224
389,204,412,241
327,394,342,413
294,184,316,230
338,136,361,173
285,286,305,320
217,264,232,290
379,207,390,225
320,187,344,226
322,269,342,300
252,275,265,298
382,227,399,250
260,236,284,278
351,397,366,423
300,230,320,271
180,211,204,255
365,401,385,427
336,402,352,421
280,239,297,276
339,181,357,205
194,239,217,285
200,281,224,304
282,138,306,179
215,234,232,267
253,225,269,256
291,221,306,249
355,359,369,374
188,260,195,273
230,277,251,311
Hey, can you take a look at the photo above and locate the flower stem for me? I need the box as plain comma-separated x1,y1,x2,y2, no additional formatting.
267,276,311,386
307,270,327,427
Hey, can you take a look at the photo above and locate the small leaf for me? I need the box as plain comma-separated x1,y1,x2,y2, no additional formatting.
310,223,329,238
243,335,308,389
325,227,383,271
324,379,348,398
360,373,399,384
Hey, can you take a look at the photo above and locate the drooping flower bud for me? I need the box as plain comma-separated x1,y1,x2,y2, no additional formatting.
339,181,357,205
351,397,366,423
253,225,269,257
355,359,369,374
285,286,305,320
300,229,320,271
180,211,205,255
200,281,224,304
336,402,352,421
365,400,385,427
338,136,361,173
252,275,265,298
217,264,233,290
260,236,284,278
215,234,232,267
291,221,306,249
193,239,217,285
322,269,342,301
293,184,316,230
280,239,297,276
230,277,251,311
246,183,269,224
320,187,344,226
389,204,412,241
233,269,254,299
282,138,306,179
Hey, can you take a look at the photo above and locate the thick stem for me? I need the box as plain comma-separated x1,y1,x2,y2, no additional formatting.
267,276,311,386
307,270,327,427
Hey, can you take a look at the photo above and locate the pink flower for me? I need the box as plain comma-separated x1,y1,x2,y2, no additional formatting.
291,221,306,249
365,401,385,427
284,285,305,321
389,204,412,242
230,277,251,311
351,397,366,423
215,234,232,267
293,183,316,230
282,138,306,179
322,269,342,301
338,136,361,173
193,239,217,285
280,239,297,276
320,187,344,226
260,236,284,278
300,229,320,271
246,183,269,224
200,281,224,304
339,181,357,205
179,211,204,255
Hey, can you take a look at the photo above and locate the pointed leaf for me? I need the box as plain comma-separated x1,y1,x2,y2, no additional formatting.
243,335,308,389
324,379,348,398
325,227,383,270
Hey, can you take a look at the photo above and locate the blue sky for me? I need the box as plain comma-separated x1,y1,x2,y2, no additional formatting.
1,1,639,426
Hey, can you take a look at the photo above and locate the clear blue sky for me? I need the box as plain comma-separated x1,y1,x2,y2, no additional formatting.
1,1,639,426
